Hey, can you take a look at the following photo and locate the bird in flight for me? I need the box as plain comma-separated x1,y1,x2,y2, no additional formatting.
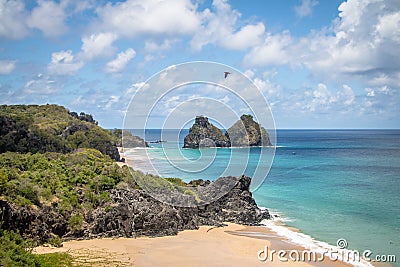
224,71,231,78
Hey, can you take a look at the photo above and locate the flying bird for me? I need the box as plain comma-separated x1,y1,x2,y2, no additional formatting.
224,71,231,78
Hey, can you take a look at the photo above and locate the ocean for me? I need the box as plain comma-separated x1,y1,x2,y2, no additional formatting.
126,129,400,266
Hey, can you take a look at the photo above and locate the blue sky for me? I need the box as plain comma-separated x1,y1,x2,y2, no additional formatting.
0,0,399,129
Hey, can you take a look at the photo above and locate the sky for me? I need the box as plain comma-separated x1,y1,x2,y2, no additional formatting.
0,0,399,129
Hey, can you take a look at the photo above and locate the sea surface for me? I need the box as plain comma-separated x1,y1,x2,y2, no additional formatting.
126,129,400,266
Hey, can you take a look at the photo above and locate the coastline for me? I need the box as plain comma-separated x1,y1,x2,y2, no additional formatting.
34,222,359,267
97,146,377,267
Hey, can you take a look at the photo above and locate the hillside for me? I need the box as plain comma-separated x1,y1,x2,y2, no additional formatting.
0,104,269,266
0,104,147,160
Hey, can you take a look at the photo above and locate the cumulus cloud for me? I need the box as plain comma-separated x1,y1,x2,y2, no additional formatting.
294,0,318,18
0,60,16,75
27,0,68,37
80,32,117,60
243,31,292,66
191,0,266,51
244,0,400,87
0,0,28,39
94,0,201,38
47,50,84,75
105,48,136,73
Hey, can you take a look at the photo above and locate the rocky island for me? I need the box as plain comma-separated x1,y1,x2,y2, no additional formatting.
183,116,230,148
183,114,272,148
227,114,272,147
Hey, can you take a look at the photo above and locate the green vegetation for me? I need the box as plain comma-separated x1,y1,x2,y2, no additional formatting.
0,229,74,267
0,149,130,210
0,104,120,160
108,129,148,148
36,253,74,267
0,104,197,266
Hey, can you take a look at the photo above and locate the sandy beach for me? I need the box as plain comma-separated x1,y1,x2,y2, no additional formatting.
34,223,358,267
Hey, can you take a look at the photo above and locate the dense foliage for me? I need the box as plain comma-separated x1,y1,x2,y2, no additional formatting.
0,104,120,160
0,149,132,212
0,229,74,267
0,104,176,266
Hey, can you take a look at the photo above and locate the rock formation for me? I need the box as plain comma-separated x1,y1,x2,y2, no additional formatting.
226,114,272,147
183,115,272,148
0,176,270,241
183,116,230,148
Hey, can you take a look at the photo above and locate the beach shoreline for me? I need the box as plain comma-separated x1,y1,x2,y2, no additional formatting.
33,222,371,267
96,146,379,267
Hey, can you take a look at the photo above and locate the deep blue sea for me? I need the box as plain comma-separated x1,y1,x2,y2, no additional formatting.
127,129,400,265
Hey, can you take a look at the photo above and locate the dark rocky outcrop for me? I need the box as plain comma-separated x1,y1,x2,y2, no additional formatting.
0,176,269,242
0,201,68,243
85,175,269,238
226,114,272,147
183,115,272,148
183,116,230,148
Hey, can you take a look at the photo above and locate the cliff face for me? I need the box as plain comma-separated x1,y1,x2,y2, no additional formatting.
183,116,230,148
226,114,272,147
0,175,270,241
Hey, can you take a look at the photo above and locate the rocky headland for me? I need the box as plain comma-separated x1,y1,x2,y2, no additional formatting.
0,175,269,242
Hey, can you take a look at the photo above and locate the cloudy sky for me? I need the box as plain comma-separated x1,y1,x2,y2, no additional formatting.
1,0,399,129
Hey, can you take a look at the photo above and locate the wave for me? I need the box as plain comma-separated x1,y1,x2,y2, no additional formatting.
259,217,373,267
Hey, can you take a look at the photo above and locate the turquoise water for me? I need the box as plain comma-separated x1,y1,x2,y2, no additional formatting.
128,129,400,265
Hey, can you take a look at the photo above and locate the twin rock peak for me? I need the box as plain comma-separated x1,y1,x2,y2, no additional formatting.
183,115,272,149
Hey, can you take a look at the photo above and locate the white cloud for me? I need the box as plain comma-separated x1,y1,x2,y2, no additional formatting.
22,74,58,94
0,0,28,39
297,83,356,113
243,0,400,90
143,39,177,63
105,48,136,73
80,32,117,60
375,11,400,43
47,50,84,75
95,0,201,38
0,60,16,74
27,0,68,37
105,95,120,109
243,32,292,66
294,0,318,18
221,23,265,50
190,0,266,51
144,39,176,52
339,84,355,105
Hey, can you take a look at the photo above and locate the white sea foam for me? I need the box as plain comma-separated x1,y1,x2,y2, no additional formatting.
259,217,373,267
